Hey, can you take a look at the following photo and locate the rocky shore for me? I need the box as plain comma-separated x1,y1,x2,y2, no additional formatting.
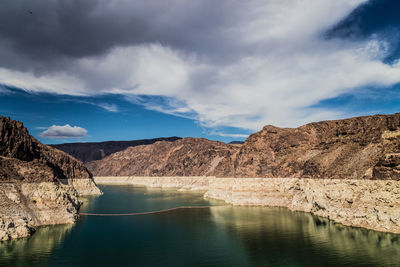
0,179,102,241
94,176,400,234
0,116,102,241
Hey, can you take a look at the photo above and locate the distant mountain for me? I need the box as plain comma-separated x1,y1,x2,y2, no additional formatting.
228,141,244,144
86,138,238,176
50,137,181,163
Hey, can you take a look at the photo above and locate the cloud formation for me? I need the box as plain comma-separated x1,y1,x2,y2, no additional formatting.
1,0,400,130
40,124,88,138
97,103,119,113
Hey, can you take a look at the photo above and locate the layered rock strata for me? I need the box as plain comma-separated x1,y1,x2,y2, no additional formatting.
94,176,400,234
0,116,102,241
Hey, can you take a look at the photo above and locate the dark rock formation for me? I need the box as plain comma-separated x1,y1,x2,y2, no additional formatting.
87,138,238,176
51,137,181,163
229,141,244,145
0,116,92,182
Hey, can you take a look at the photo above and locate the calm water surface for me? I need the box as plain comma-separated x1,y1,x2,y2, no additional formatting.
1,185,399,267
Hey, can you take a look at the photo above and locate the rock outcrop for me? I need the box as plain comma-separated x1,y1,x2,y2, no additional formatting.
0,116,102,241
216,113,400,179
0,117,94,182
51,137,181,163
87,138,238,176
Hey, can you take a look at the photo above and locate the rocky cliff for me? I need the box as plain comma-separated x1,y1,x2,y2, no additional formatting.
0,116,102,241
0,116,94,182
217,113,400,179
87,113,400,180
87,138,238,176
51,137,181,163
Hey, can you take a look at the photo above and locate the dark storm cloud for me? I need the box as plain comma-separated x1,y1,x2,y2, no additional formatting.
1,0,400,130
0,0,148,57
0,0,242,74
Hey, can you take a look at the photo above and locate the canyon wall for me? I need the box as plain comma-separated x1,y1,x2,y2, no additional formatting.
0,116,102,241
216,113,400,179
87,113,400,180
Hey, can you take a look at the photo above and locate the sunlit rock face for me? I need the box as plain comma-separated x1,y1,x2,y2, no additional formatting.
220,113,400,179
204,178,400,234
0,182,79,241
87,138,238,177
0,116,102,241
88,113,400,180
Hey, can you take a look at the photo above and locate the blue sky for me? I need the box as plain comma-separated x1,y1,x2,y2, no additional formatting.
0,87,251,144
0,0,399,144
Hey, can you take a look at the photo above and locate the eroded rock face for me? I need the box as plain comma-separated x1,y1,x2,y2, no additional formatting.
216,113,400,179
0,182,81,241
204,178,400,233
87,138,238,176
0,116,102,241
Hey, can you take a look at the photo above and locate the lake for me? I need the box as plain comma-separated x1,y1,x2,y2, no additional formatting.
1,185,399,266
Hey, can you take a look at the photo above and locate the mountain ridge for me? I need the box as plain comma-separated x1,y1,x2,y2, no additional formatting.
87,112,400,180
50,137,182,163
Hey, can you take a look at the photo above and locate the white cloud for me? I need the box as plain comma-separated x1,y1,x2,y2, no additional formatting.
210,131,249,139
35,126,48,130
2,0,400,130
40,124,88,139
97,103,119,112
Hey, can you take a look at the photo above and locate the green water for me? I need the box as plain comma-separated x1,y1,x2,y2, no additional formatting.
1,185,400,267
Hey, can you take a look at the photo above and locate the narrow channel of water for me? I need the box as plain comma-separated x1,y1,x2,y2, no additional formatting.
0,185,399,266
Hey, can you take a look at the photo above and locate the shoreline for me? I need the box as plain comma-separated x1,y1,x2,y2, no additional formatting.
0,178,102,241
94,176,400,234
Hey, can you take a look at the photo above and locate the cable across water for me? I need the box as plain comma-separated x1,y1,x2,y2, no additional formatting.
79,205,226,216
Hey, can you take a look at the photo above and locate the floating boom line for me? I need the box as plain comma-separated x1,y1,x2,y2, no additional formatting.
79,205,227,216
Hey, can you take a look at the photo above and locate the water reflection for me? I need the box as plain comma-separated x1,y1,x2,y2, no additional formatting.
210,206,400,266
0,224,73,267
1,186,400,267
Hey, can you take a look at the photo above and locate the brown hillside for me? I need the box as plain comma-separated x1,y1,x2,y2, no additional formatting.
87,138,238,176
88,113,400,180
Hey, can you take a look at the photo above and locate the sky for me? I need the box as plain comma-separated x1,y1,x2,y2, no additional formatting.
0,0,400,144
